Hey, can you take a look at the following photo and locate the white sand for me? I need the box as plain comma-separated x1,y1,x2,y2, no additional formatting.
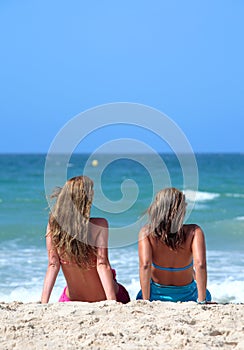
0,301,243,349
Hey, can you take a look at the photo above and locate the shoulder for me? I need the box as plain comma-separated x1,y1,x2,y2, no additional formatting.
183,224,205,247
138,225,150,240
183,224,202,233
89,218,109,247
183,224,204,243
90,217,108,228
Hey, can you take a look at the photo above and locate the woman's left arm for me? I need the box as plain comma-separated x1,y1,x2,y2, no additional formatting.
138,227,152,300
95,218,117,301
192,226,208,303
41,224,60,303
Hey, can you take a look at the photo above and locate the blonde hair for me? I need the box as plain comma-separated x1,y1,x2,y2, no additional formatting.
148,187,187,250
49,176,95,267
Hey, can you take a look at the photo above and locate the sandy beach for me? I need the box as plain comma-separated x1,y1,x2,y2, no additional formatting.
0,301,243,350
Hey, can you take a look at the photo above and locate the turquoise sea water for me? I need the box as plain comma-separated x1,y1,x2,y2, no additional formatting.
0,154,243,303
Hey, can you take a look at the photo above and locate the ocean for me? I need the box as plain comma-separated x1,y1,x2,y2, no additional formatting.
0,153,243,303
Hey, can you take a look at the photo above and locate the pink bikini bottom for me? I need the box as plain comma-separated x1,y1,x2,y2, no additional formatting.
58,286,70,302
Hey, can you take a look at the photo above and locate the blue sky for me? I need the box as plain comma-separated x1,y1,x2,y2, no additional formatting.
0,0,243,153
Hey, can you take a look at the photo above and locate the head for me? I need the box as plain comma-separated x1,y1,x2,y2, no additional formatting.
49,176,95,266
148,187,187,249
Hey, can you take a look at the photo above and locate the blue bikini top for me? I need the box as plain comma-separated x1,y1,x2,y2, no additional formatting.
152,260,193,272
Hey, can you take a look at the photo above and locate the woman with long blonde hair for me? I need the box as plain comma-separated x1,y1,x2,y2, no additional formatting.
136,187,211,303
41,176,130,303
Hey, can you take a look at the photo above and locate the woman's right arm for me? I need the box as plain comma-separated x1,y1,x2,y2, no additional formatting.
191,226,208,302
41,224,60,303
138,227,152,300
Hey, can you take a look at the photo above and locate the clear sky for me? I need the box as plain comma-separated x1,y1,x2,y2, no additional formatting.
0,0,243,153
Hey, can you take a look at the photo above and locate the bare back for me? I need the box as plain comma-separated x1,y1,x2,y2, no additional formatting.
61,217,117,302
60,261,107,302
147,224,197,286
42,217,117,303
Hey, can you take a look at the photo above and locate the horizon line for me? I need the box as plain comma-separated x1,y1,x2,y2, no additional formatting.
0,151,243,155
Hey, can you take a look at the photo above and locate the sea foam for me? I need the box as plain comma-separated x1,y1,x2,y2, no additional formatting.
236,216,244,221
184,190,220,202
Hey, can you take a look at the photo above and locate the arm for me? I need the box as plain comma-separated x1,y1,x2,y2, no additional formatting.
95,218,117,301
138,227,152,300
41,224,60,303
192,226,208,302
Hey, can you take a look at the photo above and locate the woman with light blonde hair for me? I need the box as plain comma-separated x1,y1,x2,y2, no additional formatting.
136,187,211,303
41,175,130,303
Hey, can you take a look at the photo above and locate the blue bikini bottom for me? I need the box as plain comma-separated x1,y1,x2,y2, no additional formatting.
136,279,211,302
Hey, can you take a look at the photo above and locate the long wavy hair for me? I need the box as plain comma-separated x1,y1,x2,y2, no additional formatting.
148,188,187,250
48,176,95,267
